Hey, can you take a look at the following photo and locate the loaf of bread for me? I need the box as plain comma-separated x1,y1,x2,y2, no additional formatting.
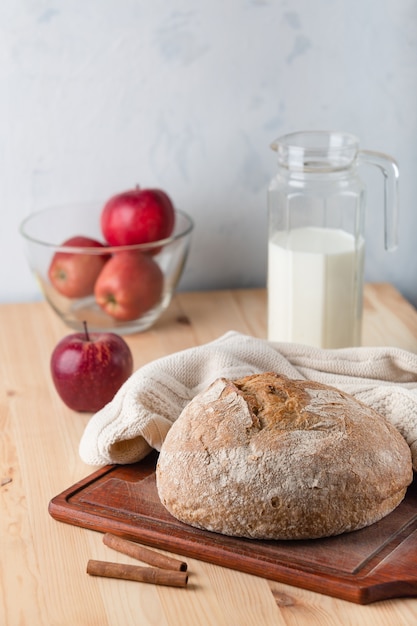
156,372,413,540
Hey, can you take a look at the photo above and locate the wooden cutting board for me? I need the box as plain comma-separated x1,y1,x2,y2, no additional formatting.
48,451,417,605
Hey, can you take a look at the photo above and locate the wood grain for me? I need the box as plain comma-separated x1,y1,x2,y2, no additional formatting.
1,284,417,625
49,453,417,604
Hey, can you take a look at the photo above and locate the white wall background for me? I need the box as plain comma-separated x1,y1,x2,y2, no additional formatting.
1,1,417,305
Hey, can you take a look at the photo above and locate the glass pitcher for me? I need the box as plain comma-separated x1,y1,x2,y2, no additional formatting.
267,130,399,349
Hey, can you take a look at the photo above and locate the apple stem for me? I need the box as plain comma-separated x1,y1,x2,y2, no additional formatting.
83,320,90,341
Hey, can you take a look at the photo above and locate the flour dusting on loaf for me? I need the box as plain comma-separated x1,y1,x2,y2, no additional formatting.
156,373,413,540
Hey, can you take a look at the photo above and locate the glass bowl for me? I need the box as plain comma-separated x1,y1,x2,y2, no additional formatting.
19,202,194,334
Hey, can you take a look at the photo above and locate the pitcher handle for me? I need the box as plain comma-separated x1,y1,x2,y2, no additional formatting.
358,150,399,252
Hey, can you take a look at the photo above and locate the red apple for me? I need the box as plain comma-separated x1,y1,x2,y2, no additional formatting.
100,187,175,246
94,250,163,321
48,236,110,298
50,322,134,412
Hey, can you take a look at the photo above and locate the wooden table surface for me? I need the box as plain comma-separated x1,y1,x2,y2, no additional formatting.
1,283,417,626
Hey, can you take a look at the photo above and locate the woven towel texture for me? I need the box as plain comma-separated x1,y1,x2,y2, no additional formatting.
79,331,417,469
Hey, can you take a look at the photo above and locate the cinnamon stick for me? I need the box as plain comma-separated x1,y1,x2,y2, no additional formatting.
103,533,188,572
86,560,188,588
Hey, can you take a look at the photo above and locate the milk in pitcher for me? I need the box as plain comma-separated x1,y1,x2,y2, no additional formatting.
267,227,364,348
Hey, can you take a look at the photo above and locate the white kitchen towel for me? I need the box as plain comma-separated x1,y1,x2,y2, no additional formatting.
79,331,417,469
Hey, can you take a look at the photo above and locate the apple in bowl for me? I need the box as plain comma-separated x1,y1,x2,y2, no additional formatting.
94,250,164,321
48,236,110,298
101,187,175,246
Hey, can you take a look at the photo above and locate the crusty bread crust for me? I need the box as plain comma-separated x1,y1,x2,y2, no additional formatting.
156,373,413,540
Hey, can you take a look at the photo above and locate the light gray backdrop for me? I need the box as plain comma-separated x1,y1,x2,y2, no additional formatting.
2,1,416,305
